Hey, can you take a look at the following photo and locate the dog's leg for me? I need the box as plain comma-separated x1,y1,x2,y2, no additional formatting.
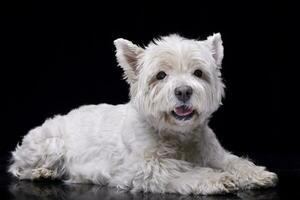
165,165,237,195
219,154,278,189
8,117,66,180
199,126,278,190
9,134,64,180
117,157,237,195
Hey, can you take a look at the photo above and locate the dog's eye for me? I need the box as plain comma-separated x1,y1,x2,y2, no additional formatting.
193,69,203,78
156,71,167,80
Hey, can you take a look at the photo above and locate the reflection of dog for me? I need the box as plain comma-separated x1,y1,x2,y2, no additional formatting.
9,181,279,200
9,33,277,195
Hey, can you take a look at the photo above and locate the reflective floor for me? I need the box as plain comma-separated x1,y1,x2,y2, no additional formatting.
7,181,281,200
1,156,300,200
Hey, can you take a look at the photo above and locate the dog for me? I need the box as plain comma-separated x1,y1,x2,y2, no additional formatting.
8,33,278,195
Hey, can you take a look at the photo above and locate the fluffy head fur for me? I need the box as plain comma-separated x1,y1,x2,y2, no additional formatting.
114,33,225,134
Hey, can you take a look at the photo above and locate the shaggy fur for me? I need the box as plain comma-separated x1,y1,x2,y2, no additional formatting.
8,33,277,195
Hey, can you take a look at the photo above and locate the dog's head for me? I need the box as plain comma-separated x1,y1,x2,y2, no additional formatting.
114,34,225,133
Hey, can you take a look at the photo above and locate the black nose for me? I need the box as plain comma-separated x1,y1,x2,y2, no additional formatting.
174,85,193,102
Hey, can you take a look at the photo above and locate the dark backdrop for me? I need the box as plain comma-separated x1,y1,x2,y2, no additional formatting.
1,1,292,171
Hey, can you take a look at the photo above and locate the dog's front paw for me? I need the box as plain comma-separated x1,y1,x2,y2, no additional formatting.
232,166,278,189
195,172,238,195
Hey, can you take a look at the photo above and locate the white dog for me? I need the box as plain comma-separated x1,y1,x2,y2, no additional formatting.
8,33,277,195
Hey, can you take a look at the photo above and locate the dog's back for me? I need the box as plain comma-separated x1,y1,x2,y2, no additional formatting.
8,103,135,183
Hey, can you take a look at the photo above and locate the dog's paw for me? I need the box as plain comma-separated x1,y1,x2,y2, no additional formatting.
32,168,55,180
232,166,278,189
194,172,238,195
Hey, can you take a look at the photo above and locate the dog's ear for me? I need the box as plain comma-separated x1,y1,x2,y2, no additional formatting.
206,33,224,67
114,38,144,84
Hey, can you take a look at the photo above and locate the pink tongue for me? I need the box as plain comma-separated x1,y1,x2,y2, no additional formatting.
174,106,193,116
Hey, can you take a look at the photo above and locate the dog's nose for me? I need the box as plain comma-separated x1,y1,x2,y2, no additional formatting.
174,85,193,102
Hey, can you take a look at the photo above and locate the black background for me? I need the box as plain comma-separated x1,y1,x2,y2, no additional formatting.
0,1,297,199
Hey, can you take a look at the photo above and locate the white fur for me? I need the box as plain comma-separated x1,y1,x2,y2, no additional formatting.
8,33,277,195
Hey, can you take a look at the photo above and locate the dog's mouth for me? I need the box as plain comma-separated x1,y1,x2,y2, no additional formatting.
171,105,195,121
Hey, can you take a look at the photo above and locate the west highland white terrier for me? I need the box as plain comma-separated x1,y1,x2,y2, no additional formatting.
9,33,277,195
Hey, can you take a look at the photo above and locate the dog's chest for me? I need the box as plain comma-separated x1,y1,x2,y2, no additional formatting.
149,137,202,165
177,140,202,164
